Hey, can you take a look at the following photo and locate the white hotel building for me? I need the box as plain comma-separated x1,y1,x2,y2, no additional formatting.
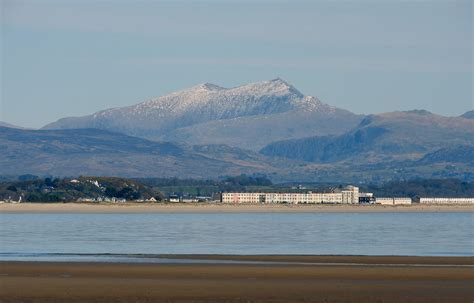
221,186,359,204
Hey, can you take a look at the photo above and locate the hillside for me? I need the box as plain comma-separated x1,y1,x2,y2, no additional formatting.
0,176,163,202
1,124,473,183
260,110,474,164
0,127,280,178
42,79,362,150
417,145,474,165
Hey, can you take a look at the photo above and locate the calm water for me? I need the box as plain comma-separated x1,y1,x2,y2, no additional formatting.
0,213,473,261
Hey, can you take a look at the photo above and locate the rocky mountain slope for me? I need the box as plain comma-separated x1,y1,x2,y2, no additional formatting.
260,110,474,164
42,79,362,150
416,145,474,165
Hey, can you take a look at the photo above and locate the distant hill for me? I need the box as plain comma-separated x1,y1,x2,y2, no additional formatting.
460,110,474,119
1,124,473,183
0,176,163,202
0,121,27,129
417,145,474,165
42,79,362,150
0,127,279,178
260,110,474,163
6,78,474,183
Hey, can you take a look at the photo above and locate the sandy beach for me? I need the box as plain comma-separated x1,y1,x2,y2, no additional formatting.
1,202,473,213
1,256,473,303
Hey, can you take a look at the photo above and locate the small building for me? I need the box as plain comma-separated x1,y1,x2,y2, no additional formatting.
168,195,180,203
182,197,199,203
77,198,94,202
375,197,412,205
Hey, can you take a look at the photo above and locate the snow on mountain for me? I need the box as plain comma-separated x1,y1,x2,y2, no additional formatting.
92,79,324,123
43,79,362,149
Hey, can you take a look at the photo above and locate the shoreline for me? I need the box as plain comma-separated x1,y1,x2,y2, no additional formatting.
3,254,471,265
1,202,473,213
1,257,473,302
154,254,474,265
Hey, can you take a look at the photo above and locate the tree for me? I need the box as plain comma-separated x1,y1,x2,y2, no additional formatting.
45,178,54,187
18,174,39,181
6,185,17,192
105,187,118,197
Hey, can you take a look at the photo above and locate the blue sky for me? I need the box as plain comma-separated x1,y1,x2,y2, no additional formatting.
1,0,472,128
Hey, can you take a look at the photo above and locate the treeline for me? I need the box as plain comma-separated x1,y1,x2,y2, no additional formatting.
136,174,273,196
135,177,220,187
136,175,272,187
223,175,272,186
0,177,163,202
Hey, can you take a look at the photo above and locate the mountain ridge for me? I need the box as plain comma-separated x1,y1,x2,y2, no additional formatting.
260,110,474,163
0,126,281,178
5,79,474,183
42,79,363,150
2,120,474,183
0,121,28,129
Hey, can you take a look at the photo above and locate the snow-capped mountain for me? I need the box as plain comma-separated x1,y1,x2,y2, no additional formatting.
43,79,362,150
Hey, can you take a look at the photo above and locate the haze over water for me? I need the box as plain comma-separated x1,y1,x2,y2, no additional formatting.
1,212,473,261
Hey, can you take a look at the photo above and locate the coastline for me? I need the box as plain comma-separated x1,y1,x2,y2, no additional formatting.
1,256,473,303
154,254,474,265
1,202,473,213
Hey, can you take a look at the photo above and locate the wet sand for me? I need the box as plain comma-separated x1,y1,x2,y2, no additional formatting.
1,256,473,303
1,202,473,213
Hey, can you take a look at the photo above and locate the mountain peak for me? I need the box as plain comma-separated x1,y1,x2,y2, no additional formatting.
233,78,304,99
191,83,224,92
269,77,290,85
41,79,362,150
270,78,303,96
183,78,300,97
263,78,295,89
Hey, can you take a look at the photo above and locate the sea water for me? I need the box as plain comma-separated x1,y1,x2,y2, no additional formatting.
0,212,473,261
